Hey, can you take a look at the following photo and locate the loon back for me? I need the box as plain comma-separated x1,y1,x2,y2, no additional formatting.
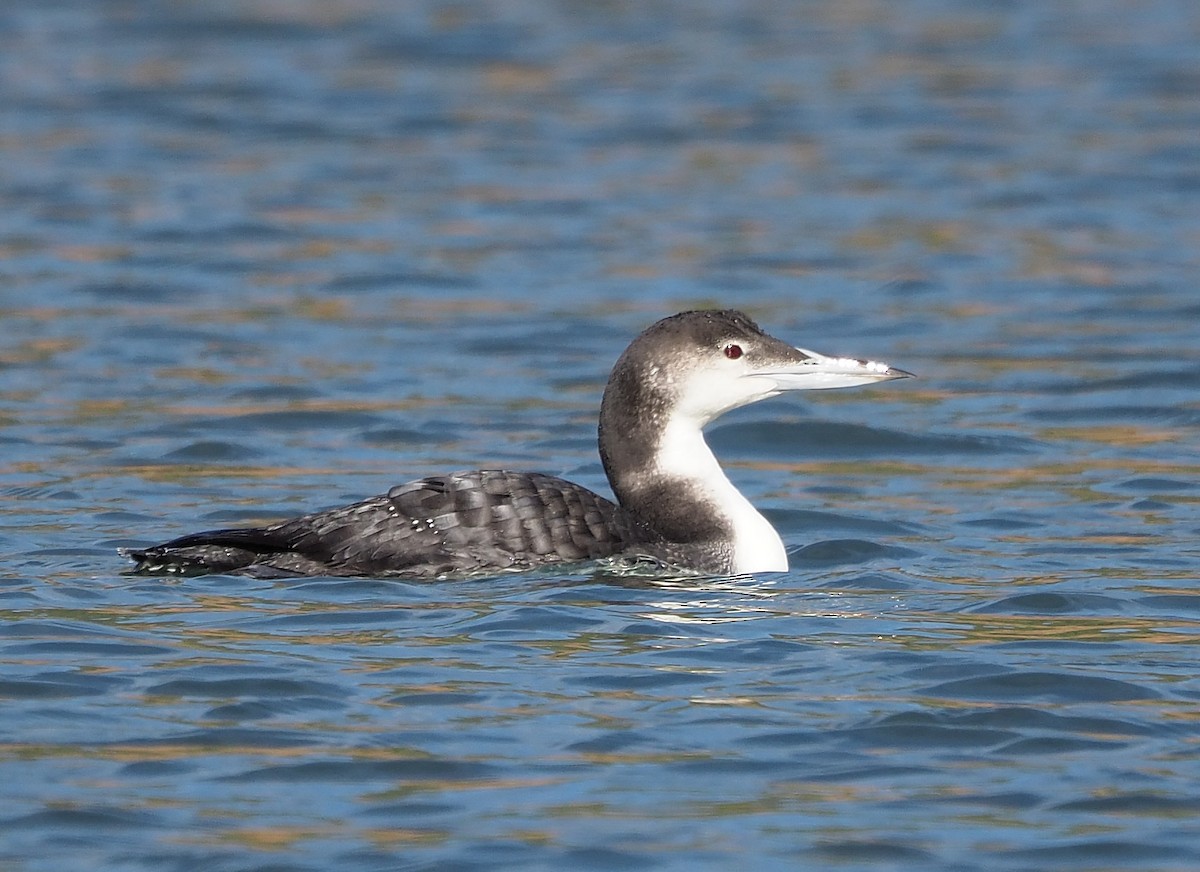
122,470,652,578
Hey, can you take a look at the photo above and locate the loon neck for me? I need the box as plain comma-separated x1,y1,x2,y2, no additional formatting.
656,418,788,574
599,407,788,575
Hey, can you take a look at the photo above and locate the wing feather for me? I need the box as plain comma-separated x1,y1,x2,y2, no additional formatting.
124,470,650,578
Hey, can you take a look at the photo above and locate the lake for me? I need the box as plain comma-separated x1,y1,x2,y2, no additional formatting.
2,1,1199,869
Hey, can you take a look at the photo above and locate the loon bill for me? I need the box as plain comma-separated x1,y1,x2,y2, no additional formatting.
122,309,912,579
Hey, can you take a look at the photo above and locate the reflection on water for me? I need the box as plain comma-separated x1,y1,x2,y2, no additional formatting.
3,0,1200,869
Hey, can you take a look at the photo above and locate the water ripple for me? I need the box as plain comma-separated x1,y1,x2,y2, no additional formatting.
923,672,1160,703
4,0,1200,870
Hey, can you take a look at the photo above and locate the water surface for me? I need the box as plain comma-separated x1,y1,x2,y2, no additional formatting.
2,1,1200,870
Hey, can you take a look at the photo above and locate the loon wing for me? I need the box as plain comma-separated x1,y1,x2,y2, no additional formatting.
122,470,646,578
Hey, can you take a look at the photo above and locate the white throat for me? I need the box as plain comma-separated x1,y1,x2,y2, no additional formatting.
655,415,788,574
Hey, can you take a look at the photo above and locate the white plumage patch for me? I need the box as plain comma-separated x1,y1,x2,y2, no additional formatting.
656,409,788,575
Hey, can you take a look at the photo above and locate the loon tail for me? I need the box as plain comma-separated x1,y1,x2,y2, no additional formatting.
120,528,300,577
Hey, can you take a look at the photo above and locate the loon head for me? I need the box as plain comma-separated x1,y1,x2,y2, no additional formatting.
601,309,912,434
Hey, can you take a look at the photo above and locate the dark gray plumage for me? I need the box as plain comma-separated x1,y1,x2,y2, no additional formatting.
123,470,655,578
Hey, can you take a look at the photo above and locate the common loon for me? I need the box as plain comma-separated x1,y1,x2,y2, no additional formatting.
123,309,911,579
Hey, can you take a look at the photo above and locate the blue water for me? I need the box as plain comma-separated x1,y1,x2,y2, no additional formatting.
3,1,1200,869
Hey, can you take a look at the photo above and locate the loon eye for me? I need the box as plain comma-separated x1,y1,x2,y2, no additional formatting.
723,343,743,360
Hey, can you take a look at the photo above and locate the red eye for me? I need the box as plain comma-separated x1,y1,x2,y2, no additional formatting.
723,343,743,360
